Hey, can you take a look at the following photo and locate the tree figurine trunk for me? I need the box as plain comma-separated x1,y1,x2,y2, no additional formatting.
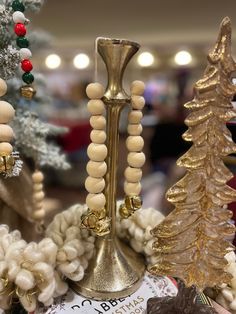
149,17,236,291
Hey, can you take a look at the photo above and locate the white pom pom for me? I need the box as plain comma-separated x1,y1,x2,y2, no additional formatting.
15,269,35,290
12,11,26,23
20,294,37,312
20,48,32,60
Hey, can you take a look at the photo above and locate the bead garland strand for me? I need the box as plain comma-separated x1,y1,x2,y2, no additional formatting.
12,1,45,227
12,0,35,87
119,80,146,218
0,78,16,175
81,83,110,236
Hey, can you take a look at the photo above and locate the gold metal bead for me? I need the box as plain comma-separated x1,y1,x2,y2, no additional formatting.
119,203,130,219
81,208,110,236
0,154,15,173
119,195,142,219
20,85,36,100
125,195,142,211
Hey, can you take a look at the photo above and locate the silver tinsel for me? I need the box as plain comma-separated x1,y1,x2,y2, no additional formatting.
12,109,70,170
0,46,20,80
22,0,44,12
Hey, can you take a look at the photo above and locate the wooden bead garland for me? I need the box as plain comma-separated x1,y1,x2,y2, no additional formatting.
0,78,16,175
31,170,45,221
82,83,110,236
120,81,146,219
12,3,46,228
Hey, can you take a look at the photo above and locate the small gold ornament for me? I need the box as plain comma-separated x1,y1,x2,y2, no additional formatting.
0,154,15,174
149,17,236,291
20,85,36,100
119,195,142,219
81,208,110,236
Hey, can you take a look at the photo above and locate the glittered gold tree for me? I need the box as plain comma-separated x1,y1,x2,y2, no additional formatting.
149,17,236,291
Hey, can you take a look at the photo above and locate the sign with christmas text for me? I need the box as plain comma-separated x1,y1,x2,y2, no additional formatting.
37,273,177,314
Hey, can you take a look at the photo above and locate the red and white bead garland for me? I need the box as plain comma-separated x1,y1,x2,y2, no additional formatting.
31,170,45,221
0,78,15,174
82,83,110,235
12,1,35,86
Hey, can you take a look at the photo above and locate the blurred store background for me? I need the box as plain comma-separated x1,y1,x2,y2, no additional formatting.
28,0,236,217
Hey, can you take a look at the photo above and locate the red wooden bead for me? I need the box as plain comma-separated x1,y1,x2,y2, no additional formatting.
14,23,26,36
21,59,33,72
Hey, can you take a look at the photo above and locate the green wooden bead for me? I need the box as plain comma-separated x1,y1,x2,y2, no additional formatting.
16,37,29,48
22,72,34,84
12,0,25,12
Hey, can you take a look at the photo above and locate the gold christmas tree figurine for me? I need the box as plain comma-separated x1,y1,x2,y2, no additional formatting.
149,17,236,291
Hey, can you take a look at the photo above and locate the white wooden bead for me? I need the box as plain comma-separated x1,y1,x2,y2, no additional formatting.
90,130,106,144
86,193,106,211
32,209,45,220
0,124,14,142
86,83,105,99
33,191,45,202
124,181,141,196
90,116,106,130
128,110,143,124
86,161,107,178
128,152,145,168
126,136,144,152
0,142,13,155
87,143,107,162
131,96,145,110
127,124,142,136
87,100,105,115
125,167,142,183
35,201,44,210
0,79,7,97
13,11,26,23
32,171,44,183
33,183,43,192
0,101,15,123
85,177,105,194
20,48,32,60
131,81,145,95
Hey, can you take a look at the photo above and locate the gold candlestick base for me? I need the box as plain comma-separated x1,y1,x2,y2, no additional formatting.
71,237,145,300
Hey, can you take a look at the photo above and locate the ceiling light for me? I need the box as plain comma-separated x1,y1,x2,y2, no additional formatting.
137,52,154,67
73,53,90,69
45,54,61,69
174,50,192,66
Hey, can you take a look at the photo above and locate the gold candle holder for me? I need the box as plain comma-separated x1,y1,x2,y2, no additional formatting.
71,38,145,300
